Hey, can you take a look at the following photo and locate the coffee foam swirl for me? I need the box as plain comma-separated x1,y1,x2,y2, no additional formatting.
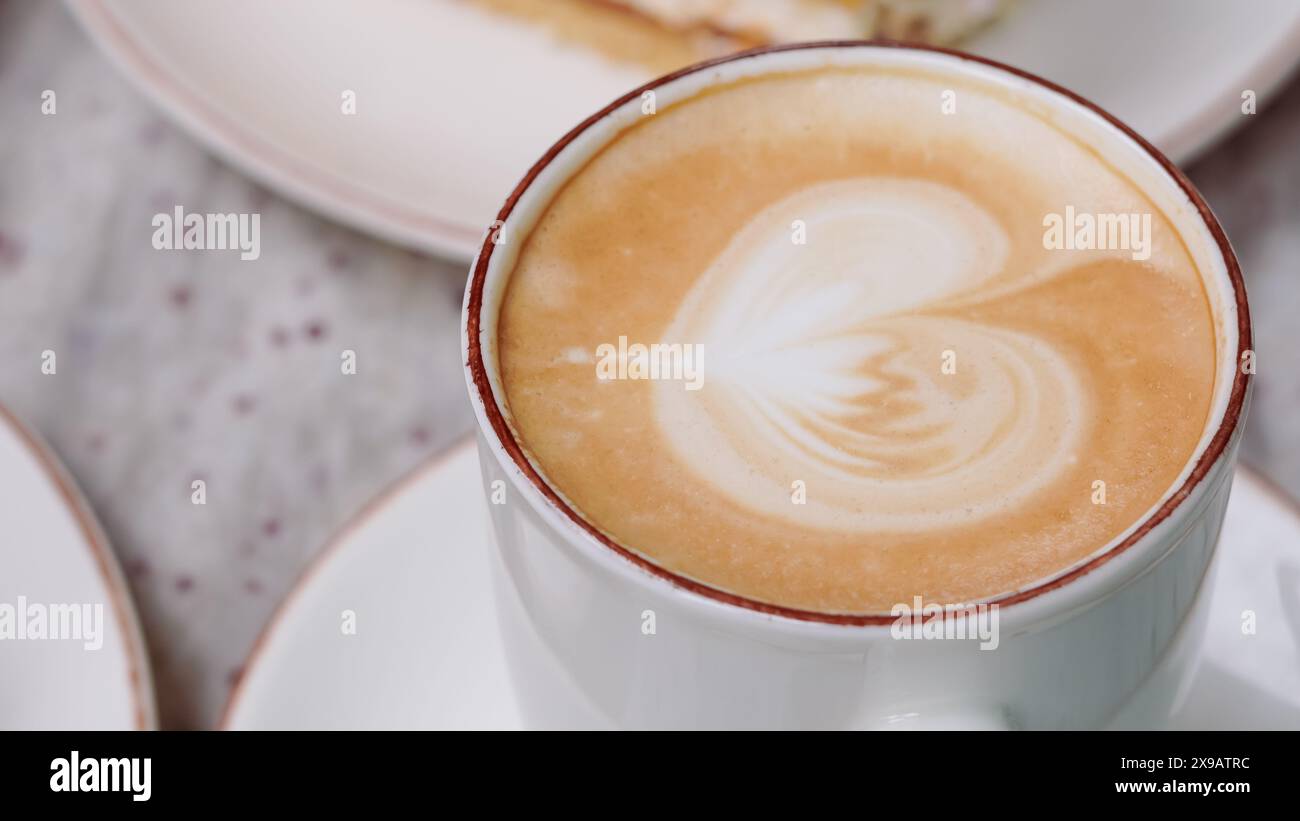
496,63,1216,612
655,178,1087,531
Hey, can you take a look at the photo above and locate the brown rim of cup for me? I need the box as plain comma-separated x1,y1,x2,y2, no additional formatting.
465,39,1252,627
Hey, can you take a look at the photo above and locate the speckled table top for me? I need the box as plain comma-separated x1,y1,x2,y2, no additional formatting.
0,0,1297,728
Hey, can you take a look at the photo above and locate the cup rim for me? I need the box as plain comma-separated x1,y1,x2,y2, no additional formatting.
464,39,1252,627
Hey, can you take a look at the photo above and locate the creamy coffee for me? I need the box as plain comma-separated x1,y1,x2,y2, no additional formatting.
495,63,1216,614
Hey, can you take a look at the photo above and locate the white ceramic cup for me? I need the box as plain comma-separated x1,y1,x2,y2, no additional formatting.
463,42,1252,730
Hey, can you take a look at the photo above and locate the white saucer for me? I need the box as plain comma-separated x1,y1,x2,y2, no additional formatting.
71,0,1300,261
221,437,1300,730
0,404,156,730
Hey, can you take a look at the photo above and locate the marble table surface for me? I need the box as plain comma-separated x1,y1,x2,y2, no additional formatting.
1,0,1297,728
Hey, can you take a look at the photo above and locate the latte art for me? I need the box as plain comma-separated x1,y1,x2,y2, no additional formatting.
656,178,1086,532
497,63,1217,613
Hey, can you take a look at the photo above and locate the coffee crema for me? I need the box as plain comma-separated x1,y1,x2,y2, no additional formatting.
496,64,1216,614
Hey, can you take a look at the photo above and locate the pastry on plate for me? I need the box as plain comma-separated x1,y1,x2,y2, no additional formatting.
471,0,1014,72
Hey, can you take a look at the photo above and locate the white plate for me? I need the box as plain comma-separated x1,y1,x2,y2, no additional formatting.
0,404,156,730
70,0,1300,261
222,439,518,730
221,438,1300,730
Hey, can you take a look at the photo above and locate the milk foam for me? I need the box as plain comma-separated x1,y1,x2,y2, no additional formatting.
656,178,1086,531
495,62,1216,612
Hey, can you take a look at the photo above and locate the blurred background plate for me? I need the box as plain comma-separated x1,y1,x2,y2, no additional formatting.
68,0,1300,262
0,404,155,730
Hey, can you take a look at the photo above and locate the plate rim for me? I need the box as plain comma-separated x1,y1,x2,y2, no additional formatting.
218,436,478,729
219,431,1297,730
68,0,1300,263
0,401,157,730
1153,6,1300,163
66,0,485,260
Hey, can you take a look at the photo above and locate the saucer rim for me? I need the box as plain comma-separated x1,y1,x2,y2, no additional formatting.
218,434,1295,730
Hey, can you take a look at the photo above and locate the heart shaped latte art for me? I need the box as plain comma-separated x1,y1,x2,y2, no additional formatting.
654,178,1088,533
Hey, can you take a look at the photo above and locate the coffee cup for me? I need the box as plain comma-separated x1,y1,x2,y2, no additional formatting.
463,42,1251,729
